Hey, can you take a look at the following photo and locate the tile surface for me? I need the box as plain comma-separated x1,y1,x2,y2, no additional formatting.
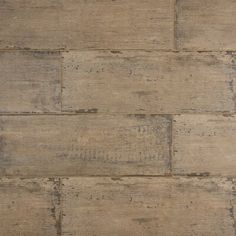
0,178,59,236
173,115,236,176
62,51,236,113
176,0,236,50
0,51,61,112
0,0,235,235
61,177,236,236
0,115,171,176
0,0,174,50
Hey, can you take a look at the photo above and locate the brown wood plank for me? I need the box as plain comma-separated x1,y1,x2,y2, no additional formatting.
0,0,174,50
0,51,61,113
0,178,60,236
62,51,236,113
0,114,171,176
61,177,236,236
176,0,236,50
173,115,236,176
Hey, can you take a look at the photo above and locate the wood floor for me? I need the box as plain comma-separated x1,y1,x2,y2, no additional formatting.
0,0,236,235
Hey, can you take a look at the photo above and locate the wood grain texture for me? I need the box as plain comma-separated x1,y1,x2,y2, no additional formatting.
0,0,174,50
62,51,236,113
1,0,236,234
0,51,61,113
176,0,236,50
173,115,236,176
0,114,171,176
0,178,60,236
61,177,236,236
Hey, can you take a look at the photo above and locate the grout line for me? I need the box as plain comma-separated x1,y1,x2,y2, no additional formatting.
1,48,236,53
229,200,236,236
0,112,235,116
173,0,177,50
167,115,173,174
58,178,63,236
1,174,236,179
169,115,173,174
60,52,63,112
51,178,62,236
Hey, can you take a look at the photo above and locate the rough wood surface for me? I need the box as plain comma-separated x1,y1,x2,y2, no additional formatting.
61,177,236,236
0,0,174,50
0,178,60,236
173,115,236,176
1,0,236,234
0,51,61,112
0,115,171,176
176,0,236,50
62,51,236,113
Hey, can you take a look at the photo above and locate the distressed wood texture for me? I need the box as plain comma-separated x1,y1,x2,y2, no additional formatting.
0,51,61,113
0,0,174,50
61,177,236,236
0,115,171,176
62,51,236,113
176,0,236,50
0,178,60,236
173,115,236,176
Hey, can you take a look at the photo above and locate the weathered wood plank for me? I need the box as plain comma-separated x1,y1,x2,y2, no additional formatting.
0,51,61,112
0,114,171,176
176,0,236,50
173,115,236,176
0,178,60,236
61,177,236,236
62,51,236,113
0,0,174,50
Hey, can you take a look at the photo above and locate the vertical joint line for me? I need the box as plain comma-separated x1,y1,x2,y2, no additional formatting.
169,115,173,175
173,0,178,50
60,52,64,112
52,178,62,236
229,200,236,236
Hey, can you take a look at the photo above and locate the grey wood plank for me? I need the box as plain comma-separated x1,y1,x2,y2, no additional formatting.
176,0,236,50
62,51,236,113
61,177,236,236
0,0,174,50
0,114,171,176
173,115,236,176
0,51,61,112
0,178,60,236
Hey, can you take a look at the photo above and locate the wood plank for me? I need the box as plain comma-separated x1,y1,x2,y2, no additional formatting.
0,178,59,236
173,115,236,176
61,177,236,236
0,114,171,176
176,0,236,50
62,51,236,113
0,0,174,50
0,51,61,113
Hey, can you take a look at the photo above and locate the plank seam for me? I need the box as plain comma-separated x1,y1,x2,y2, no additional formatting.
60,52,63,112
51,178,62,236
0,112,235,116
1,174,236,178
173,0,178,50
169,115,173,174
229,200,236,236
1,49,236,52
